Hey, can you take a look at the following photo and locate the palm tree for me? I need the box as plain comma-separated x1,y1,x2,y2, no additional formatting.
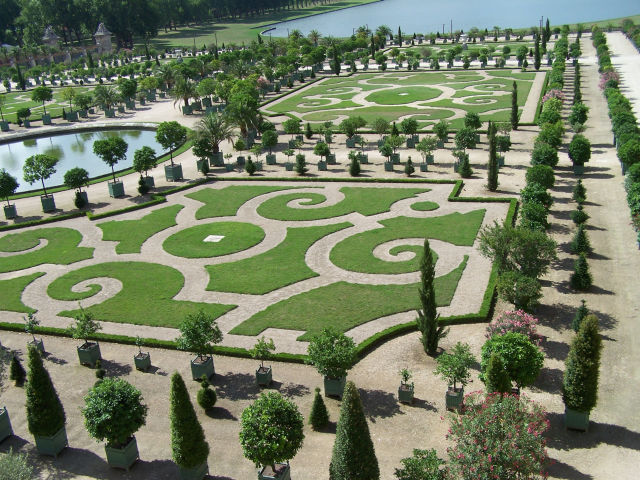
93,85,119,110
154,63,176,90
289,29,303,43
308,30,321,46
376,25,393,41
493,26,501,38
226,95,259,138
193,113,235,154
171,75,199,108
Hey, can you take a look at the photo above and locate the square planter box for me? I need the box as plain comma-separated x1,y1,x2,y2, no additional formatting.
41,195,56,213
34,426,68,457
565,407,590,431
191,355,215,381
326,153,336,165
29,338,45,354
139,98,146,106
196,159,207,172
125,100,135,110
165,164,183,182
357,153,369,164
182,105,192,115
406,138,416,148
296,135,304,142
79,109,88,118
105,436,139,470
445,387,464,412
426,154,435,164
108,181,125,198
285,162,294,171
202,97,212,108
391,153,400,164
77,342,101,367
67,111,78,122
105,109,115,118
224,163,235,172
346,138,357,148
497,155,505,167
88,108,95,114
117,105,125,113
146,93,156,102
254,161,263,171
256,366,272,387
4,204,17,220
23,119,31,128
573,164,585,175
436,139,445,148
317,160,327,171
134,352,151,372
0,407,13,443
288,139,298,149
0,121,9,132
236,156,246,167
259,463,291,480
143,176,155,188
191,100,202,110
398,384,414,404
42,114,52,125
324,376,346,399
266,154,277,165
384,162,394,172
159,92,166,98
178,461,209,480
419,162,428,172
209,152,224,167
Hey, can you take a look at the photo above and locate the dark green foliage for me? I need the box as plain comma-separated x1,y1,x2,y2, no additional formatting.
197,379,217,410
480,332,544,388
245,158,256,176
307,328,357,379
309,387,329,431
416,239,448,355
569,102,589,126
496,271,542,312
563,315,602,413
404,157,415,177
534,36,541,70
95,359,106,379
138,176,149,195
349,155,361,177
520,183,553,210
391,121,400,137
305,122,314,139
570,224,591,255
572,179,586,203
170,372,209,469
511,81,519,130
9,355,25,385
200,158,210,176
395,448,444,480
74,191,87,209
457,154,473,178
464,112,482,130
531,142,559,167
572,300,589,333
627,163,640,184
295,154,308,176
487,121,498,191
571,205,589,225
25,345,66,437
526,165,555,189
568,134,591,165
539,121,565,150
519,201,548,231
329,381,380,480
484,353,512,394
570,254,592,291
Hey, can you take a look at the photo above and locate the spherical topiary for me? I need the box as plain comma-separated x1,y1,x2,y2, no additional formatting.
525,165,555,189
197,381,217,410
531,141,558,167
568,134,591,165
483,353,512,394
570,205,589,225
572,179,587,203
309,387,329,431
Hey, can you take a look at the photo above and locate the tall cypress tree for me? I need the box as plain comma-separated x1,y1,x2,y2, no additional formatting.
511,81,519,130
534,35,541,70
329,381,379,480
25,346,66,438
415,239,448,355
170,372,209,470
545,18,551,42
487,121,499,191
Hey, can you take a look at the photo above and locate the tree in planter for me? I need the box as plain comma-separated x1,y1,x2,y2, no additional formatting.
496,270,543,312
404,156,415,176
454,150,473,178
9,356,25,386
572,300,589,332
568,133,591,167
192,113,234,159
569,102,589,129
314,141,331,163
176,309,223,363
432,120,449,145
283,118,302,141
156,121,187,166
511,80,519,130
329,381,379,480
93,137,128,183
570,253,592,290
572,179,586,203
394,449,444,480
63,167,90,209
309,387,329,431
295,153,308,176
463,112,482,131
348,151,361,177
60,87,77,114
24,312,41,347
454,127,476,153
23,154,58,198
379,143,393,164
480,332,544,390
434,342,474,392
570,224,591,255
484,353,512,395
526,164,555,189
399,117,418,139
262,129,278,157
371,117,390,143
283,149,295,164
239,392,305,477
30,86,53,116
67,307,102,348
307,327,357,384
250,336,276,371
416,136,438,164
170,372,210,474
133,146,157,195
0,169,19,210
16,107,31,126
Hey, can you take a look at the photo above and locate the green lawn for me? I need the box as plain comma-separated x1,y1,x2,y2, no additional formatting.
256,187,429,221
0,227,94,274
411,201,439,211
206,222,351,294
98,205,184,254
329,211,485,274
1,86,92,122
0,272,44,313
230,255,468,341
48,261,235,327
163,222,265,258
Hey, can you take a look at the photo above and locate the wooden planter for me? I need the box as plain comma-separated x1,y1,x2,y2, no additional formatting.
266,154,277,165
326,153,336,165
42,114,52,125
288,139,298,149
398,383,414,404
324,376,346,399
259,463,291,480
105,109,115,118
108,181,125,198
357,153,369,164
437,139,445,148
236,156,246,167
209,152,224,167
419,162,428,172
165,164,183,182
426,154,435,164
0,121,9,132
117,105,125,113
497,155,505,167
384,161,394,172
225,163,235,172
134,352,151,372
125,100,135,110
406,138,416,148
0,407,13,443
445,387,464,412
105,436,139,470
182,105,192,115
565,407,590,432
41,195,56,213
202,97,212,108
317,160,327,171
178,461,209,480
391,153,401,164
143,176,155,188
285,162,294,171
77,342,101,367
34,426,68,457
346,138,357,148
3,204,17,220
29,338,45,354
256,366,272,387
23,119,31,128
190,355,215,381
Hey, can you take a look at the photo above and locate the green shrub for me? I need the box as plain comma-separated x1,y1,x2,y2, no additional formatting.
538,121,564,149
25,345,66,437
520,183,553,210
0,448,34,480
457,154,473,178
519,201,548,231
496,271,542,312
295,154,308,175
572,179,586,203
618,138,640,167
9,355,25,386
568,134,591,165
245,158,256,176
571,205,589,224
569,102,589,125
309,387,329,431
570,253,592,290
483,352,512,394
395,449,444,480
480,332,544,389
404,157,415,177
525,165,555,189
433,342,475,390
197,380,217,410
572,300,589,332
307,328,357,379
176,309,223,359
349,154,361,177
570,224,591,255
531,142,558,167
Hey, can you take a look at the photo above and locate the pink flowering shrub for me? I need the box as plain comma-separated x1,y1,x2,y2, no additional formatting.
599,71,620,90
486,310,542,345
446,391,550,480
542,89,565,103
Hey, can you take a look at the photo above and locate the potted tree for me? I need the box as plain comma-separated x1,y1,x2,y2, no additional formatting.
24,313,44,354
23,154,58,213
398,368,414,404
433,120,449,148
133,146,157,191
263,129,279,165
380,143,394,171
0,168,19,219
416,136,438,170
283,118,302,149
93,137,128,198
400,118,419,147
239,392,305,480
283,148,295,171
434,342,475,411
134,336,151,372
496,134,511,167
356,136,369,164
156,121,187,181
63,167,90,208
371,117,390,147
314,141,330,170
67,308,102,367
82,378,148,470
25,345,68,457
17,107,31,128
31,86,53,125
307,328,357,399
386,135,405,164
176,310,223,381
568,133,591,175
250,337,276,387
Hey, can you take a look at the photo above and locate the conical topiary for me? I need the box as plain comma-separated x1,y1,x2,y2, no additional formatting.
570,224,591,255
572,300,589,332
329,381,379,480
9,355,25,386
170,372,209,469
349,155,360,177
483,352,512,394
572,179,586,203
25,345,66,437
404,157,415,176
570,253,592,291
457,155,473,178
563,314,602,413
309,387,329,431
570,205,589,225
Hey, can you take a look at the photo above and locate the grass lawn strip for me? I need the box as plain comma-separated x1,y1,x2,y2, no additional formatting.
97,205,184,254
206,222,351,295
230,255,468,341
163,222,265,259
0,227,94,274
0,272,44,313
257,186,429,221
329,210,485,274
186,185,299,219
47,261,235,327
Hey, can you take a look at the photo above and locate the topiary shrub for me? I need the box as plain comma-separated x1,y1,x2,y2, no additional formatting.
9,355,25,386
525,165,555,189
570,224,591,255
394,449,444,480
531,141,559,167
483,352,512,394
496,271,543,312
570,205,589,224
197,377,217,410
245,158,256,176
307,328,357,379
480,332,544,389
572,179,587,203
519,201,548,231
349,153,361,177
309,387,329,431
295,154,308,175
572,300,589,332
570,253,592,290
520,183,553,210
404,157,415,177
568,134,591,165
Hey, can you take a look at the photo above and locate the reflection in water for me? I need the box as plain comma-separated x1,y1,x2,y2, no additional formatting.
23,139,36,147
43,145,63,159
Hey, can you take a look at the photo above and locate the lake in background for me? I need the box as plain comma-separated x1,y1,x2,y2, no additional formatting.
266,0,639,37
0,130,162,192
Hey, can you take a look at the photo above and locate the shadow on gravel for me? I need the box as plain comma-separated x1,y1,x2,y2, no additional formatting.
213,372,259,401
101,358,132,377
546,412,640,452
358,388,402,422
540,337,570,361
269,380,311,398
412,397,437,412
205,406,237,421
532,366,563,394
548,459,594,480
44,353,68,365
535,302,576,331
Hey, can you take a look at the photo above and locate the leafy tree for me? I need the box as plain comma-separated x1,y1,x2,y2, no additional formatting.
433,342,474,391
23,154,58,197
496,270,543,312
156,121,187,165
526,165,555,189
283,118,302,139
133,146,156,179
176,310,223,360
618,138,640,168
433,120,449,143
480,332,544,388
0,448,34,480
170,372,209,469
30,86,53,115
171,75,198,107
371,117,390,141
416,136,438,163
519,200,549,231
93,137,128,182
568,134,591,165
0,169,19,207
249,337,275,369
193,113,234,156
307,327,357,379
240,392,304,471
399,118,418,137
348,151,361,177
484,353,512,394
570,224,591,255
539,121,565,149
9,355,25,385
394,449,444,480
570,253,592,291
454,127,476,152
416,239,448,355
531,141,559,167
463,112,482,130
563,315,602,413
309,387,329,431
329,381,379,480
262,129,278,154
25,345,65,437
572,300,589,332
572,179,586,203
511,81,519,130
487,121,498,191
520,182,553,210
569,102,589,126
63,167,89,194
314,141,331,161
67,307,102,345
74,92,93,111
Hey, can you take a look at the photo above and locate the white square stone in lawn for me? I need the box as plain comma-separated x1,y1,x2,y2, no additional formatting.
204,235,225,243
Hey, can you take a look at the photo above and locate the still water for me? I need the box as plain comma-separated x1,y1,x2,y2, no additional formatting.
267,0,638,37
0,129,162,192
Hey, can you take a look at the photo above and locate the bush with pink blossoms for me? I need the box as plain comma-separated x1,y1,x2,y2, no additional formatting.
599,71,620,90
486,310,542,345
542,89,565,103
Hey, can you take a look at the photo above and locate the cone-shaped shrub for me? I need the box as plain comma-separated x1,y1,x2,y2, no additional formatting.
570,224,591,255
170,372,209,469
9,355,25,386
349,156,360,177
570,253,592,291
563,315,602,413
484,352,512,394
329,381,379,480
25,346,65,437
572,179,586,203
570,205,589,225
572,300,589,332
309,387,329,431
404,157,415,176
